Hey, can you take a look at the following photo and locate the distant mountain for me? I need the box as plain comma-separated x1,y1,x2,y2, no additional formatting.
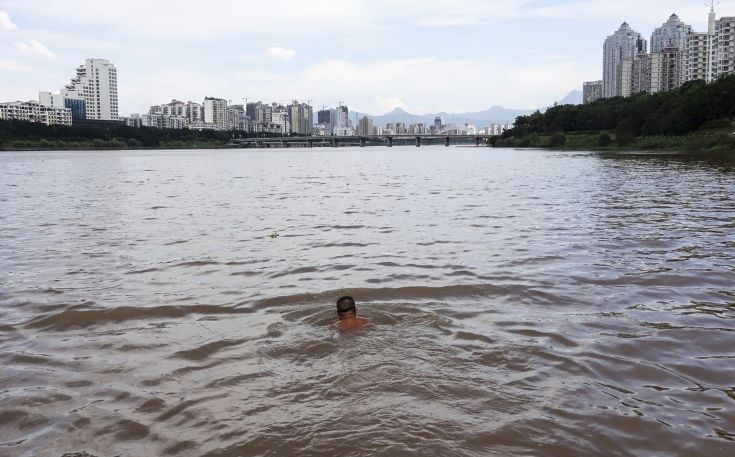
558,90,583,106
354,106,535,128
369,107,429,125
354,90,582,127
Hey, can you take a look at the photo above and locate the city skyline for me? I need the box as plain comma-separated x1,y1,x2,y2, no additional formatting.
2,0,734,116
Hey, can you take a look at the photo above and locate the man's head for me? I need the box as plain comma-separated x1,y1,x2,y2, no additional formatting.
336,296,357,319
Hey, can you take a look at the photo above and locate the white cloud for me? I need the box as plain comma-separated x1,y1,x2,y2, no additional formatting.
0,11,17,31
266,47,295,60
115,56,583,115
14,40,55,60
289,57,581,114
1,0,372,39
12,0,723,115
375,96,409,113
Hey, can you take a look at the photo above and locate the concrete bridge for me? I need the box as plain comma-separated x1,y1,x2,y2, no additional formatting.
230,134,495,148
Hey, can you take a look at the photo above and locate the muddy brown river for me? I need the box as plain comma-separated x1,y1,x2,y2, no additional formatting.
1,147,734,457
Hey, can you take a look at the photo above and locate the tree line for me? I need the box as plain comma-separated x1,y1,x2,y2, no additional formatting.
502,74,735,142
0,120,281,149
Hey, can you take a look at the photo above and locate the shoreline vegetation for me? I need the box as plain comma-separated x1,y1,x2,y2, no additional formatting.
0,120,268,151
494,75,735,153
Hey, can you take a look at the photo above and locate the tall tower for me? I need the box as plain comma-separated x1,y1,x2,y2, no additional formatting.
62,59,119,121
603,22,647,98
651,13,692,53
203,97,228,131
707,2,717,81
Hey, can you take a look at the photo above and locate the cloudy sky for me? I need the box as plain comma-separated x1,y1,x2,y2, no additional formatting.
0,0,731,115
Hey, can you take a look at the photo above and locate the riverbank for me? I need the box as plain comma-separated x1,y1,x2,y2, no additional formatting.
492,130,735,152
0,119,273,151
495,75,735,153
0,139,236,151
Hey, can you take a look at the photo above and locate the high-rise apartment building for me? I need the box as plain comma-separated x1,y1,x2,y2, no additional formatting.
357,116,373,136
62,59,119,121
625,46,682,95
583,80,603,103
651,14,692,53
409,123,427,135
681,8,717,83
228,105,244,131
288,100,313,135
246,102,273,125
317,109,331,126
714,16,735,78
149,100,204,127
330,105,349,134
597,9,734,99
603,22,647,98
684,32,715,82
623,54,659,97
272,109,290,135
655,47,683,92
204,97,229,131
621,57,636,97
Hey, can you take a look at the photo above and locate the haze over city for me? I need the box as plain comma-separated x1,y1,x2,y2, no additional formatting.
2,0,734,116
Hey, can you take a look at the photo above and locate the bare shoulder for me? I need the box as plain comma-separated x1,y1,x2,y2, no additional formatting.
337,317,373,331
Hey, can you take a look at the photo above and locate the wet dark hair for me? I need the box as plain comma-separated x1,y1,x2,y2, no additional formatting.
336,296,356,313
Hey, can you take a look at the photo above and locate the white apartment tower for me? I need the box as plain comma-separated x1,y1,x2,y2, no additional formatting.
714,16,735,78
62,59,119,121
204,97,228,131
684,32,715,82
330,106,349,135
603,22,647,98
682,7,718,83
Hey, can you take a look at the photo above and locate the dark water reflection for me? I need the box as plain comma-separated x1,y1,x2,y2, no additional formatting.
0,147,734,457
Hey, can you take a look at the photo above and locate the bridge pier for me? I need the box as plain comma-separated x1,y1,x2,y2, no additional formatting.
229,134,495,149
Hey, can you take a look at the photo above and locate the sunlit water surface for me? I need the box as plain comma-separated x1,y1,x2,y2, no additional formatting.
1,147,734,457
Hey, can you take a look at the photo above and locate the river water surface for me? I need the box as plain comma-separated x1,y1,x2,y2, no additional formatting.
1,147,734,457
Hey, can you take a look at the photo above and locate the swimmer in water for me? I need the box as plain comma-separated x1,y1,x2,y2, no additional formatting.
335,296,372,331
